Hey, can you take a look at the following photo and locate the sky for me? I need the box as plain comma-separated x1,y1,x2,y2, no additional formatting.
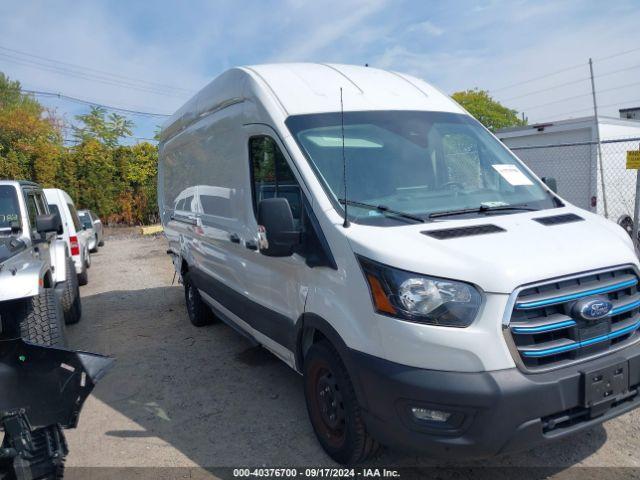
0,0,639,143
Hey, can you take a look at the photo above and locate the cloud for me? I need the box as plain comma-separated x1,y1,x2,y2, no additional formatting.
0,0,638,140
408,20,444,37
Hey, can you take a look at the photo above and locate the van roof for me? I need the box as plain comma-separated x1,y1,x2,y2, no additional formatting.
161,63,463,141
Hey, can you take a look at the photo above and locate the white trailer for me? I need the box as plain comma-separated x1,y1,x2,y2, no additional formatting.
498,116,640,234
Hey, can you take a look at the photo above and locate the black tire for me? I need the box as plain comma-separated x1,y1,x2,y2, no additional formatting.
78,262,88,286
304,340,379,465
98,240,104,247
183,272,215,327
91,235,99,253
61,256,82,325
19,289,67,348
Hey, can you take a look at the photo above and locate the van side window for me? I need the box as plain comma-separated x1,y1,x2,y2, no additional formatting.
249,136,302,225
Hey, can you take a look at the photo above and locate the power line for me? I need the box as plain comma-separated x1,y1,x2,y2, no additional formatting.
0,44,193,95
519,80,640,111
22,88,171,118
594,46,640,63
500,77,590,102
596,62,640,79
490,46,640,94
0,52,189,99
61,125,157,143
499,62,640,104
490,63,585,93
535,97,640,119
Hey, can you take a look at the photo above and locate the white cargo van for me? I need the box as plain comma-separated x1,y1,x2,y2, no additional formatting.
159,64,640,464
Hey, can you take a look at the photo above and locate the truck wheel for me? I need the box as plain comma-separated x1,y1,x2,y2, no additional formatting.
91,235,99,253
61,257,82,325
183,272,215,327
78,262,89,286
19,289,68,348
304,340,380,465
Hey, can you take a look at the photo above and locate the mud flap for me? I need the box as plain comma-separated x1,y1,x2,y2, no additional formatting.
0,338,113,479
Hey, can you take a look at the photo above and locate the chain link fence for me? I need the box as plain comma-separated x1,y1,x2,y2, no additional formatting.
508,137,640,246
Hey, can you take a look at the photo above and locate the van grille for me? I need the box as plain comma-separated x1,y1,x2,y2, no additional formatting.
507,267,640,371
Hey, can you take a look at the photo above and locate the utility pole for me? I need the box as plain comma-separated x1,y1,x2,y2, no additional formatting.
589,58,608,218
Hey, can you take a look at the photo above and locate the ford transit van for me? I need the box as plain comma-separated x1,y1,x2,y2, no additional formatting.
158,64,640,464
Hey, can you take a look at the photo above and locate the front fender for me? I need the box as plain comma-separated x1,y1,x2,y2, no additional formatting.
0,257,44,303
0,338,113,428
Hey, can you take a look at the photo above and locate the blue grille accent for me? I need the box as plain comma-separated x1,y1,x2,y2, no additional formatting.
515,278,638,310
512,320,576,334
609,299,640,316
509,267,640,370
522,321,640,358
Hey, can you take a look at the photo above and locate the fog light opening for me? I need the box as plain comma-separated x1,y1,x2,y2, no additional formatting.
410,407,451,423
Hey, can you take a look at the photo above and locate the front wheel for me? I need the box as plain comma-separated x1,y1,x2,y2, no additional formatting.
303,340,379,465
19,289,68,348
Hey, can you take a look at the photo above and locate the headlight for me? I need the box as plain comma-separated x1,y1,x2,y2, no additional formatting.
357,255,482,327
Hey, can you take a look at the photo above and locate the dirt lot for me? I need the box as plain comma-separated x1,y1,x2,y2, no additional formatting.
63,234,640,477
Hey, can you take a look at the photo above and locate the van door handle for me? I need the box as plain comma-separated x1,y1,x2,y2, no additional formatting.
245,240,258,251
229,233,241,244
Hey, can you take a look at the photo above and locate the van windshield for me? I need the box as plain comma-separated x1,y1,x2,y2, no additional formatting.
285,111,557,224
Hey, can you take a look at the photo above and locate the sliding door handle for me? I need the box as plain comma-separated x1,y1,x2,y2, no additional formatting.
245,240,258,251
229,233,241,244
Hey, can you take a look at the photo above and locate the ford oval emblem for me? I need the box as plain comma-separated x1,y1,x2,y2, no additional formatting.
574,298,613,321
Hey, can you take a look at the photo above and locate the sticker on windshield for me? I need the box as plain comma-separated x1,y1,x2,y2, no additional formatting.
481,201,509,208
492,164,533,186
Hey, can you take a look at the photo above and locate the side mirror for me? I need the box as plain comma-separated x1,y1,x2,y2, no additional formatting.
542,177,558,194
257,197,300,257
35,213,62,235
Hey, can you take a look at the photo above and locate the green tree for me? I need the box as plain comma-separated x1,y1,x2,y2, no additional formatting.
73,106,134,147
0,72,64,183
451,89,526,131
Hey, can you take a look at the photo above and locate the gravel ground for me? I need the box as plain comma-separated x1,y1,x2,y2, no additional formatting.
62,234,640,478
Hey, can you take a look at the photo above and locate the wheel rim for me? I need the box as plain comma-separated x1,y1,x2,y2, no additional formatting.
308,362,346,448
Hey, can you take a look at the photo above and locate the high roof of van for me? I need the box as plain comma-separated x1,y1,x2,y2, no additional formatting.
160,63,464,142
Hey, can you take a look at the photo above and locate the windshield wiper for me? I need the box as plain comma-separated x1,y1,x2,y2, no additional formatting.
338,199,425,223
428,204,539,219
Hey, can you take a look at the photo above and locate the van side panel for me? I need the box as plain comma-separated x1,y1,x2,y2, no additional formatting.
160,102,252,331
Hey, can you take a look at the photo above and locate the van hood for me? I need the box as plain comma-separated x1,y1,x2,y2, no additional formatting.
346,207,639,294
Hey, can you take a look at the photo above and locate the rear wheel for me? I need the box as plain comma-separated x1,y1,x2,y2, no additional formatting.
304,340,379,465
183,272,215,327
78,261,88,286
61,257,82,325
91,235,99,253
19,289,67,348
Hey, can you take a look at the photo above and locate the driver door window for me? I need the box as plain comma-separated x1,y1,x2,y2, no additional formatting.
249,136,302,228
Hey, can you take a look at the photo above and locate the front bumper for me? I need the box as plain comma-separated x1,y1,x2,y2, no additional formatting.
349,343,640,459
